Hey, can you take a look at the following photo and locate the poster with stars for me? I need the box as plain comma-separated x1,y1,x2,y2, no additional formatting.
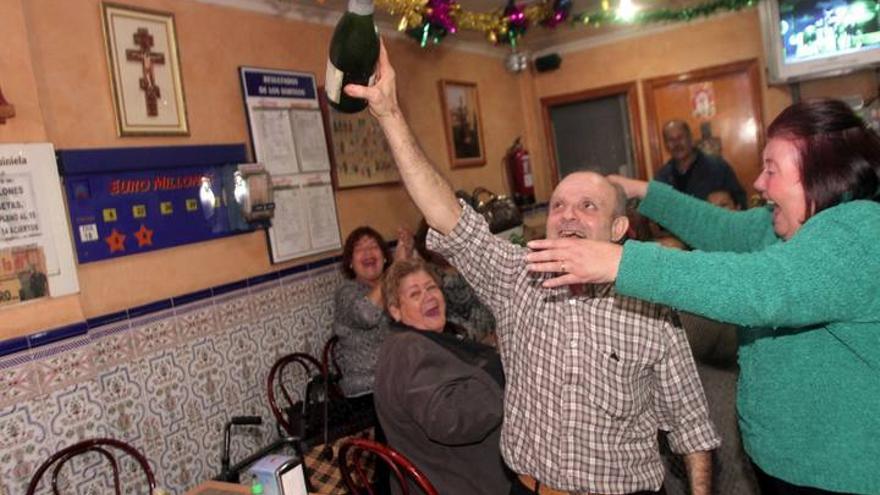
59,144,251,264
0,143,79,301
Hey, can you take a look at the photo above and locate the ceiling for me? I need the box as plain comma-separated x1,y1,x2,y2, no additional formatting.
204,0,731,55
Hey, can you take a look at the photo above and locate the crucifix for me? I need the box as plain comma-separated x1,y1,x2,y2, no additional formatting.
0,85,15,124
125,28,165,117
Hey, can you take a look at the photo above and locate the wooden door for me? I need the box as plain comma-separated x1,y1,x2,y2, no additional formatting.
644,59,764,200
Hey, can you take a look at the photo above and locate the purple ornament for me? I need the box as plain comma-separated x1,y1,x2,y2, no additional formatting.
541,0,571,28
425,0,457,34
504,0,529,34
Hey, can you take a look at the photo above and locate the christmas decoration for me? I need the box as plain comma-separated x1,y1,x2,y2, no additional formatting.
290,0,759,48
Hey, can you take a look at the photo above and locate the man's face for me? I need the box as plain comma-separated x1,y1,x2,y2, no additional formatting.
663,123,694,163
546,172,627,242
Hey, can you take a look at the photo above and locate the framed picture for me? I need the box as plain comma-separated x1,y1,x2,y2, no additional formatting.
101,2,189,136
439,80,485,167
320,91,400,189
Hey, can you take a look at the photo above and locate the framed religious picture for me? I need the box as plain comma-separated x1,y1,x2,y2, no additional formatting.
319,90,400,189
439,79,485,167
101,2,189,136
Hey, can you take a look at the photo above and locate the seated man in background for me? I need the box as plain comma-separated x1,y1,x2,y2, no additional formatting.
347,44,719,495
373,258,511,495
658,120,747,209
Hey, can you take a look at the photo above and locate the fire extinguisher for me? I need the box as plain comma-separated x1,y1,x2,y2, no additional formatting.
506,137,535,207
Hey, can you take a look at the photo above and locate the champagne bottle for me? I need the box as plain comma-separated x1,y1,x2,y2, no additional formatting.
325,0,379,113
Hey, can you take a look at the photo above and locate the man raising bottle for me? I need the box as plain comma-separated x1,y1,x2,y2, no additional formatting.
345,41,719,495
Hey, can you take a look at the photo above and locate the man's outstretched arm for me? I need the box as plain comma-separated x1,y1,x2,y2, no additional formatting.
344,41,461,235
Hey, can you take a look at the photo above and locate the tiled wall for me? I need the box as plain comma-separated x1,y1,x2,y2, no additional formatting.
0,262,343,495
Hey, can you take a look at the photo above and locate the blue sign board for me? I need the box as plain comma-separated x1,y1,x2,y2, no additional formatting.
241,68,317,100
57,144,250,264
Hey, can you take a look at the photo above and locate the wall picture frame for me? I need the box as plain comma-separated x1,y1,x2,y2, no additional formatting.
439,79,485,167
319,91,400,189
101,2,189,136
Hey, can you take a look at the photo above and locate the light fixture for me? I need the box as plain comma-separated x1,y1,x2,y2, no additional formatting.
505,49,529,73
616,0,639,21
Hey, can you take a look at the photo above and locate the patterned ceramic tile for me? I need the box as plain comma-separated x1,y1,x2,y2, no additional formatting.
281,272,312,307
214,289,253,330
96,364,147,443
90,322,134,373
249,280,284,320
224,324,261,399
130,309,179,356
156,425,206,491
186,335,230,417
0,400,50,493
32,336,96,395
44,380,108,444
175,299,217,344
141,349,191,432
0,350,40,409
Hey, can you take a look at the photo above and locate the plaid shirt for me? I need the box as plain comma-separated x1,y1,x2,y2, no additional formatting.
428,205,720,494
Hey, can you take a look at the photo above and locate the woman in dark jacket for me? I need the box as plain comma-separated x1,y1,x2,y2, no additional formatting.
374,258,511,495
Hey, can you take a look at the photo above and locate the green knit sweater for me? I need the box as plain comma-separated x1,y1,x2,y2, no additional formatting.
617,182,880,494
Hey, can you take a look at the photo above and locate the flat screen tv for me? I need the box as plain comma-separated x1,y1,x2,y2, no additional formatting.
761,0,880,83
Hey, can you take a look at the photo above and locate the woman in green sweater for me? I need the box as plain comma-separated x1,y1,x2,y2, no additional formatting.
525,99,880,495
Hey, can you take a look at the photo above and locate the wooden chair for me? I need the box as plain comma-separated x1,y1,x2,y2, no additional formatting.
26,438,156,495
266,352,325,438
338,438,438,495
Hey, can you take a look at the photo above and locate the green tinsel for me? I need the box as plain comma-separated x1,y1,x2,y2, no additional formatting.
572,0,758,26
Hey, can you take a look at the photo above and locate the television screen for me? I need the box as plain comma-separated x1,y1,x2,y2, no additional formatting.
762,0,880,82
780,0,880,62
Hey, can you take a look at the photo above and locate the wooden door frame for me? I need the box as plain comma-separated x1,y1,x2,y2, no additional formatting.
540,82,646,188
643,58,765,172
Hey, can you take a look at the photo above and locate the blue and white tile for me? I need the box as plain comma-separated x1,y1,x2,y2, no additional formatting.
32,335,96,395
129,309,179,356
186,334,230,418
0,349,40,409
175,298,217,344
280,272,312,307
0,399,50,494
95,363,147,444
214,288,253,331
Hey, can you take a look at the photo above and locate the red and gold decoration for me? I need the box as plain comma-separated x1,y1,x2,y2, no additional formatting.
368,0,757,47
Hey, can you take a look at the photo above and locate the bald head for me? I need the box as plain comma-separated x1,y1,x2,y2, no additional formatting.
546,172,629,242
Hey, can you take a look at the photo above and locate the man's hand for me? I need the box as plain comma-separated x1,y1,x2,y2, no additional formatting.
343,40,399,120
525,238,623,287
607,174,649,199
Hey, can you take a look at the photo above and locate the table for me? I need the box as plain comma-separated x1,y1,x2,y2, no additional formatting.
184,481,252,494
185,480,316,494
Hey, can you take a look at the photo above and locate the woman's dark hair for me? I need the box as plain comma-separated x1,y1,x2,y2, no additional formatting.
767,98,880,219
340,226,391,279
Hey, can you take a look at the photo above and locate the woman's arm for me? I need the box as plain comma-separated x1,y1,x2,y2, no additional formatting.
617,203,880,328
639,181,775,253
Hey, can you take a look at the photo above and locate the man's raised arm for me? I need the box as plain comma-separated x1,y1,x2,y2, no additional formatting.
344,41,461,235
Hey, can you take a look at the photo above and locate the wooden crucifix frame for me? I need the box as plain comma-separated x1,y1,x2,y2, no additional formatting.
0,86,15,124
101,2,189,136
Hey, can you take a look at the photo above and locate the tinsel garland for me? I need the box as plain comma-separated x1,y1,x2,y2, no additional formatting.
319,0,759,46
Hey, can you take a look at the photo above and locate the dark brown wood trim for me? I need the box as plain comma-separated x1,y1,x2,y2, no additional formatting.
643,58,765,173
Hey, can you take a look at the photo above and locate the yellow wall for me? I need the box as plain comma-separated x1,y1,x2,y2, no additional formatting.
0,0,527,337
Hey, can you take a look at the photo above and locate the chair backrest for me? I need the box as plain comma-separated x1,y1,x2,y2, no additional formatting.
267,352,324,437
320,335,345,400
338,438,438,495
27,438,156,495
